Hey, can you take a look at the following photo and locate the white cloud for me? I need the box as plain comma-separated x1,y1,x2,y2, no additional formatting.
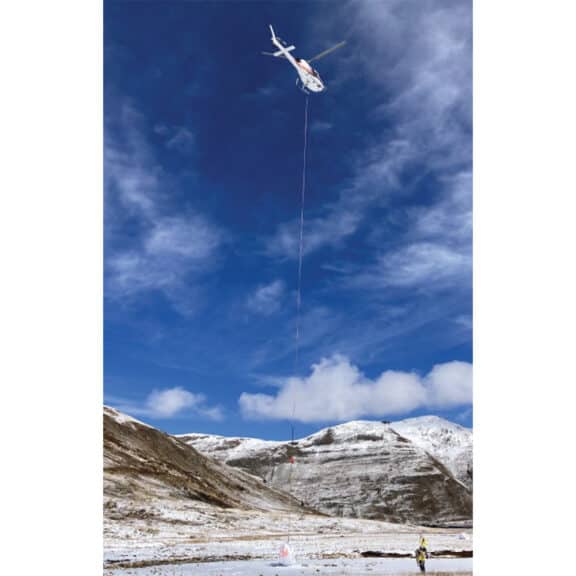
147,387,202,417
348,172,472,293
346,0,472,165
377,242,470,288
165,127,196,155
154,124,196,155
240,355,472,422
145,216,221,260
264,1,472,266
246,280,285,315
267,209,363,259
425,360,473,407
346,240,470,295
266,137,414,261
105,101,222,308
412,172,472,244
108,386,224,420
106,213,221,301
107,251,168,295
104,140,158,221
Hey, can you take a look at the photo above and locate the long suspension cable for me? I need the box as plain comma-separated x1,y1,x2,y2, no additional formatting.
287,94,310,549
293,93,309,425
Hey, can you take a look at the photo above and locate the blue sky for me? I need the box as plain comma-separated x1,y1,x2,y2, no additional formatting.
104,0,472,438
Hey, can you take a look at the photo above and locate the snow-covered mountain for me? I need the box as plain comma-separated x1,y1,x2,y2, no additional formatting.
178,417,472,526
104,407,474,571
103,406,303,514
390,416,472,489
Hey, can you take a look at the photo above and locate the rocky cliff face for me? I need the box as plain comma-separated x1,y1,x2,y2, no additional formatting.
178,418,472,526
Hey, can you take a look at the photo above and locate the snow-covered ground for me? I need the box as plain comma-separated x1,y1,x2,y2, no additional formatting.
105,408,472,574
105,557,472,575
105,501,472,574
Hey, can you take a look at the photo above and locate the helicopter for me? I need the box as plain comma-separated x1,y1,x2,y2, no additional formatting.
262,25,345,94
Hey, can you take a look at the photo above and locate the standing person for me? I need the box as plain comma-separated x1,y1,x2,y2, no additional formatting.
415,535,429,572
415,546,428,572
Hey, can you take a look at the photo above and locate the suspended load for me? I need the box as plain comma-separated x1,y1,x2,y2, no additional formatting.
277,542,295,566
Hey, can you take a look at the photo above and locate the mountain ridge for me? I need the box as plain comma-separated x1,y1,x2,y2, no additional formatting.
178,415,472,526
104,406,304,513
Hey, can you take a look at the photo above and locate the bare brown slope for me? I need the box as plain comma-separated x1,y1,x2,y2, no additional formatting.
103,407,302,512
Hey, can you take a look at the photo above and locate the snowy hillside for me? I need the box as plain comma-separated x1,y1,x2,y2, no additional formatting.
179,419,472,526
390,416,473,489
103,407,472,572
104,406,302,514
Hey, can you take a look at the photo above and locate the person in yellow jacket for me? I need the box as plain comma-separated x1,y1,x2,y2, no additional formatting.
415,536,430,572
415,546,427,572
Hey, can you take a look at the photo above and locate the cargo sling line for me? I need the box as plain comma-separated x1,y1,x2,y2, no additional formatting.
286,94,310,548
294,94,309,421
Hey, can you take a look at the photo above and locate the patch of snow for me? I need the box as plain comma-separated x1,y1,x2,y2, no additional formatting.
104,556,472,575
390,415,472,487
104,406,154,429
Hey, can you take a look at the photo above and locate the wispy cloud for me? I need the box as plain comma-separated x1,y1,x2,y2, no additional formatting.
353,242,471,292
263,0,471,264
352,171,472,293
310,120,334,133
266,138,414,260
107,386,224,421
239,355,472,422
105,101,223,311
344,0,472,166
246,280,285,316
411,172,472,244
154,124,197,155
245,305,342,371
266,208,363,259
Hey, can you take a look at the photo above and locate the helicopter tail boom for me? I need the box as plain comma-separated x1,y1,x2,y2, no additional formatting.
273,45,295,57
269,24,296,56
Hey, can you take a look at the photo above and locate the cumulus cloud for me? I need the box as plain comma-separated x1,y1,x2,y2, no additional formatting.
246,280,285,315
425,360,473,407
239,355,472,422
108,386,224,420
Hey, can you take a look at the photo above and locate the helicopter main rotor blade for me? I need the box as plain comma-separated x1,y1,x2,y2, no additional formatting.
307,41,346,63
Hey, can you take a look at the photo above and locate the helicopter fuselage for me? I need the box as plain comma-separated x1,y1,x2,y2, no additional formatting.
293,58,325,93
270,33,325,93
